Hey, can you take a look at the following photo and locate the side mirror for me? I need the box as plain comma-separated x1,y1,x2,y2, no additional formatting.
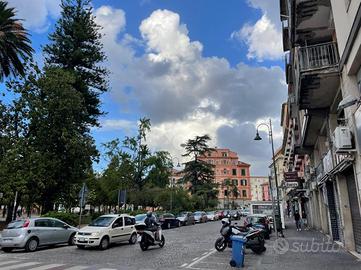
63,224,70,229
112,223,118,228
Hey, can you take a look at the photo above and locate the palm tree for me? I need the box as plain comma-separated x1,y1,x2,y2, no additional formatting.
0,1,33,81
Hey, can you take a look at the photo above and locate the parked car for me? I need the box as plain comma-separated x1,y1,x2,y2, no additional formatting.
244,214,271,239
134,213,159,224
215,210,225,219
177,212,195,226
194,211,208,223
0,217,77,252
240,209,250,217
159,213,180,229
206,211,218,221
75,214,137,250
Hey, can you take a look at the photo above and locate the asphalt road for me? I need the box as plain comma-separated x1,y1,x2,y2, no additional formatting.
0,220,235,270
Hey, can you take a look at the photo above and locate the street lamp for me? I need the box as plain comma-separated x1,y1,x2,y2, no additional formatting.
254,119,283,238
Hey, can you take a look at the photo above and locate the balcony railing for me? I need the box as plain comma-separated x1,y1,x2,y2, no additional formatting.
298,42,339,72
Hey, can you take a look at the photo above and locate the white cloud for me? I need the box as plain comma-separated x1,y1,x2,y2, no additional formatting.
93,7,287,175
98,119,136,132
139,9,203,62
231,0,283,61
8,0,61,33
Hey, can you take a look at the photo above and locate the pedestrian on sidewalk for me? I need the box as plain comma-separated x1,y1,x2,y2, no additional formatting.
301,210,308,230
294,210,301,231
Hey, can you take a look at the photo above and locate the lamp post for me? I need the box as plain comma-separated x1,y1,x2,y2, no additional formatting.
170,156,181,212
254,119,282,238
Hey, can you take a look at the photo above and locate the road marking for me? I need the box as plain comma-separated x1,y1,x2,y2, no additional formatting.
28,264,65,270
186,250,216,269
192,257,199,261
0,261,18,267
202,252,208,255
1,262,41,270
63,266,89,270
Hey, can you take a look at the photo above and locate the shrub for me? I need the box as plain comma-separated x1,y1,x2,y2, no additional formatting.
42,211,78,227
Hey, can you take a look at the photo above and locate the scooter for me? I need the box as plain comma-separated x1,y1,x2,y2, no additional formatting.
135,223,165,251
215,218,266,254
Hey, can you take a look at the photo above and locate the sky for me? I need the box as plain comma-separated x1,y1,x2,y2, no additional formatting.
7,0,287,175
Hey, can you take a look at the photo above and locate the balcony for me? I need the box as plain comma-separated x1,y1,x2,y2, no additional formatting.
298,42,339,72
295,42,340,110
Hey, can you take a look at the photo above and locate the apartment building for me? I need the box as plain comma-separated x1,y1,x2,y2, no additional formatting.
250,176,269,201
198,148,251,209
280,0,361,254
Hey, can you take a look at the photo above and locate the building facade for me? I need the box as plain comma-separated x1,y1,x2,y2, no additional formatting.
250,176,269,201
280,0,361,254
198,148,251,209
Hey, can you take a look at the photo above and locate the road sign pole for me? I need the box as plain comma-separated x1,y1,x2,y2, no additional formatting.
78,183,85,228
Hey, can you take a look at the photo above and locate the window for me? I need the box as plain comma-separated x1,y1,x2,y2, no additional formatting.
222,152,227,157
241,169,246,176
232,179,238,186
240,179,247,186
35,219,50,227
50,219,65,228
242,190,247,197
124,217,134,226
224,190,228,196
223,169,227,175
113,217,123,228
232,169,237,176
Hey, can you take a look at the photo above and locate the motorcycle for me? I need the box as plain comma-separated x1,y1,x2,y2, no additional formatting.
135,223,165,251
215,218,266,254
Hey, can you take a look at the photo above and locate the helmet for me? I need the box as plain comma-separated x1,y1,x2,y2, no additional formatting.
146,211,152,218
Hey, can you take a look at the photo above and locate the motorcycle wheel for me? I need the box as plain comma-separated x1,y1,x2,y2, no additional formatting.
215,237,227,252
159,235,165,248
140,240,149,251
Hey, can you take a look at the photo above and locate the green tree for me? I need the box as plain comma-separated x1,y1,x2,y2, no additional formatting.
0,1,33,81
43,0,107,127
181,135,218,208
145,151,172,188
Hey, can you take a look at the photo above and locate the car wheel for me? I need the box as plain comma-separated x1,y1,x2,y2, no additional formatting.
129,233,137,245
1,247,13,253
76,245,85,249
99,236,109,250
158,235,165,248
25,237,38,252
68,233,76,246
177,221,181,227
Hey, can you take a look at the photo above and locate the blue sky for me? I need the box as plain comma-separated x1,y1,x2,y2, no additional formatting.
7,0,287,175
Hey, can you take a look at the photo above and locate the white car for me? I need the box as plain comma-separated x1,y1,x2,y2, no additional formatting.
206,211,217,221
75,214,137,250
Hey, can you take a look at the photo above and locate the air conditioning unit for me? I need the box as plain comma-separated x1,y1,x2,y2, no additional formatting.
333,126,352,149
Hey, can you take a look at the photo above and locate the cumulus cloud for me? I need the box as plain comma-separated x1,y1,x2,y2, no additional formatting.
98,119,136,132
8,0,61,33
231,0,283,61
94,7,286,175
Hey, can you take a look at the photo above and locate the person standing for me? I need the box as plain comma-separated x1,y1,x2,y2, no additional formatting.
294,210,301,231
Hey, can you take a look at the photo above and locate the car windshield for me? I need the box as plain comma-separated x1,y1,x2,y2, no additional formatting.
207,211,214,215
178,212,187,217
135,214,146,222
194,212,202,215
89,216,115,227
6,220,26,229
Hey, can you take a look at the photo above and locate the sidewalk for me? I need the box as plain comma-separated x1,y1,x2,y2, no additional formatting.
246,218,361,270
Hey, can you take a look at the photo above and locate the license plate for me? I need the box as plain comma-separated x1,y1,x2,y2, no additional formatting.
3,238,12,242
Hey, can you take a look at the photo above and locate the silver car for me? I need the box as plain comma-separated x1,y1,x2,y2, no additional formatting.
0,217,78,252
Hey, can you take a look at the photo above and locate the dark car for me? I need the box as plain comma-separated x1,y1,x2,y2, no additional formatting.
194,211,208,223
244,214,271,239
159,213,181,229
134,213,159,224
177,212,195,226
